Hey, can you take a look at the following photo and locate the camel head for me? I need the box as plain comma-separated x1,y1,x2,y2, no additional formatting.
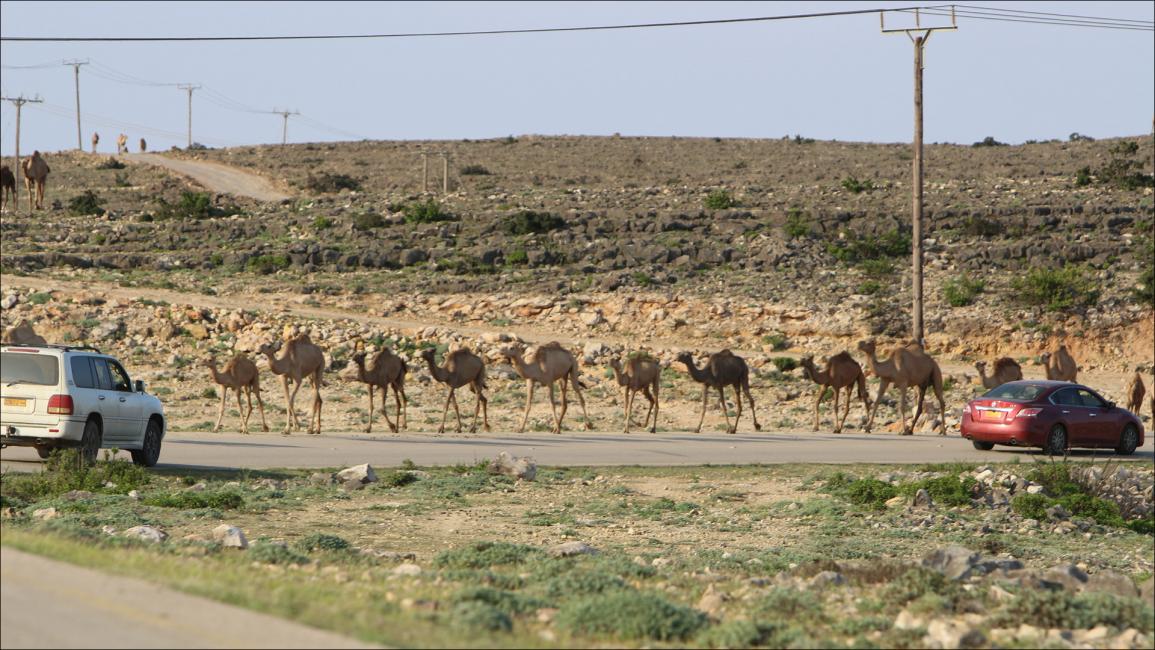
1040,352,1051,366
975,361,987,373
257,340,282,357
856,340,876,356
201,355,218,370
351,351,367,366
420,347,438,363
499,344,526,361
799,356,816,371
674,351,695,366
608,357,623,373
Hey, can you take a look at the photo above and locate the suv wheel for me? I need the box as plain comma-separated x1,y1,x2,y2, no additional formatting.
80,419,102,465
1115,425,1139,456
131,419,163,467
35,446,54,459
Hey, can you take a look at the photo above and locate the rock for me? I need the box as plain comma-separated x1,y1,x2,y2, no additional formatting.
921,546,981,580
62,490,93,501
122,525,168,544
1,294,17,310
912,488,935,509
187,482,207,492
32,507,58,521
1084,570,1139,598
487,451,536,481
926,620,986,649
885,495,906,508
309,472,336,485
336,463,377,485
1042,564,1089,591
550,541,598,557
807,571,846,589
213,525,248,549
392,563,422,577
894,609,926,631
127,490,141,500
696,584,729,617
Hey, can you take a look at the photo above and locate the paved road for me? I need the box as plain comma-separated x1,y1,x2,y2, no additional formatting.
125,153,291,202
0,548,379,649
3,429,1151,472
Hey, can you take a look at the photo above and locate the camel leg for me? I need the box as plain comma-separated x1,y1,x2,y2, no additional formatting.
898,385,911,435
866,380,890,433
282,377,300,433
310,378,323,435
237,386,249,434
519,381,535,433
213,386,229,433
570,372,592,430
910,385,927,433
557,381,571,434
254,383,270,432
477,381,491,432
838,387,852,433
650,381,659,433
718,387,735,434
452,390,464,433
935,381,947,436
438,388,454,433
830,385,841,433
640,386,657,433
548,382,562,434
380,385,398,433
467,384,483,433
812,385,826,432
243,387,256,434
696,385,709,433
396,384,408,431
742,379,761,432
623,386,632,434
365,384,375,433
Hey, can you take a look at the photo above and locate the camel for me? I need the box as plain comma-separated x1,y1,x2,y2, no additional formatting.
258,334,325,434
20,151,49,211
203,354,268,434
2,320,47,345
117,133,128,155
350,347,408,433
1041,345,1078,382
799,352,871,434
609,353,660,433
502,342,592,434
676,350,761,434
858,339,947,436
421,347,489,433
91,132,100,154
1,165,14,211
975,357,1023,389
1125,372,1146,415
139,138,147,153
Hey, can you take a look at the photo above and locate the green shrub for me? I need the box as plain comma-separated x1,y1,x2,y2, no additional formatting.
772,357,797,373
1075,166,1093,187
155,191,233,220
858,280,882,295
68,190,105,216
1012,265,1099,311
460,164,491,175
143,489,244,510
451,587,547,615
1011,493,1050,520
543,571,627,599
961,214,1002,237
352,212,384,231
506,249,528,265
763,333,789,351
379,470,419,487
1136,260,1153,306
448,601,512,632
249,542,309,565
994,590,1153,630
556,591,707,641
312,216,334,229
859,258,894,278
302,172,361,193
694,620,767,649
898,476,976,507
27,292,51,305
845,478,899,510
95,156,126,170
841,177,877,193
0,452,151,506
246,255,290,275
943,274,985,307
294,533,351,552
972,136,1007,147
753,587,825,622
783,208,810,238
502,210,565,235
826,229,911,264
402,199,455,224
704,190,736,210
433,541,543,569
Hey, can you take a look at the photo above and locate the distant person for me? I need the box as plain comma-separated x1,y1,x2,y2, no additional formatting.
91,132,100,154
139,138,147,153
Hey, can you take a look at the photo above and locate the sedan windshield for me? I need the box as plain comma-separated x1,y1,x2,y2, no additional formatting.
983,383,1048,401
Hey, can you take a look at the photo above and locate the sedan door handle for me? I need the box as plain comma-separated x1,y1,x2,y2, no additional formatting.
1060,410,1069,414
1088,413,1096,417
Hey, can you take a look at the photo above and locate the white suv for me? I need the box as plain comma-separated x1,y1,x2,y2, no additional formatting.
1,344,166,466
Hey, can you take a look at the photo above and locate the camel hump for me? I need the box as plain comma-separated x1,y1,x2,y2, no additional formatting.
830,351,853,363
994,357,1020,372
716,349,734,357
539,341,564,350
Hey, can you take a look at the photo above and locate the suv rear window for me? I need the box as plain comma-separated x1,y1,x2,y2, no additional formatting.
1,352,60,386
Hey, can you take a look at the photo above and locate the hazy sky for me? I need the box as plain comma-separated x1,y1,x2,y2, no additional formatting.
2,1,1152,154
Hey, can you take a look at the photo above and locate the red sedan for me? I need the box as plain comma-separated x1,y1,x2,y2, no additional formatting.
961,380,1144,455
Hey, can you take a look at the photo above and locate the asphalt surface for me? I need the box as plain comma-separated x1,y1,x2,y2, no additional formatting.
2,429,1151,472
0,548,379,649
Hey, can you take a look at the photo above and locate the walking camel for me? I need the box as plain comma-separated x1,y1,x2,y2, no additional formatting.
258,334,325,434
421,347,489,433
676,350,761,434
21,151,49,211
139,138,147,153
0,165,14,212
2,320,47,345
117,133,128,155
1125,372,1146,415
350,346,408,433
858,339,947,436
975,358,1023,389
609,353,660,433
799,352,870,434
91,132,100,154
203,354,268,434
1041,345,1078,382
503,342,592,434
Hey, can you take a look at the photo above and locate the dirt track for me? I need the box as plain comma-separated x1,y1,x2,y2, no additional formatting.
125,153,291,202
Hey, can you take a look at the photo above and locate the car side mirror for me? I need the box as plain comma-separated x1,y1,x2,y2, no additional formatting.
1105,401,1115,409
135,380,145,393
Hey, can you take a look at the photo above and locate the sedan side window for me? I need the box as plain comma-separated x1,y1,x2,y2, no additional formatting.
107,361,132,392
1051,389,1079,406
1077,389,1105,408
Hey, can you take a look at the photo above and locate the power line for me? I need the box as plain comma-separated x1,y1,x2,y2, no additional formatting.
899,7,1154,30
28,100,241,146
0,5,956,42
956,4,1153,25
0,59,64,69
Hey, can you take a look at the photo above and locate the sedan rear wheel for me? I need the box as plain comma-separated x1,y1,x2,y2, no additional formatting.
1044,424,1067,457
972,440,995,451
1115,424,1139,456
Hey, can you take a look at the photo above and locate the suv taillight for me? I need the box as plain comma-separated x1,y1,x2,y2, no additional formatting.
47,394,74,415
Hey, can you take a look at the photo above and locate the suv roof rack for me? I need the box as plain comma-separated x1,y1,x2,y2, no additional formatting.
1,343,103,354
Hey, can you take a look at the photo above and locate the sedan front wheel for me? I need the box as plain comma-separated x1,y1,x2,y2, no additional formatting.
1044,425,1067,457
1115,425,1138,456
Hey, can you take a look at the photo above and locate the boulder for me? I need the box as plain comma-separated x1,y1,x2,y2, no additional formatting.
213,525,249,549
123,525,168,544
921,546,981,580
487,452,536,481
336,463,378,486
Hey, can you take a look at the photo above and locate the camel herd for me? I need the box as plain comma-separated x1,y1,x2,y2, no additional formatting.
189,329,1154,438
1,151,50,213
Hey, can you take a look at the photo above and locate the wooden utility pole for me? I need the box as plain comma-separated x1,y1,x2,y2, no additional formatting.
882,8,956,346
441,153,449,194
421,153,429,192
1,95,44,211
178,84,200,148
273,109,299,145
64,60,88,152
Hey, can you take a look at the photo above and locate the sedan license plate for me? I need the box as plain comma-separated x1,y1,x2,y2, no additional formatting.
980,410,1003,422
3,397,28,408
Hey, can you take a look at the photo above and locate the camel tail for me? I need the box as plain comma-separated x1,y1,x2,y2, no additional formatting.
856,372,869,404
571,366,587,390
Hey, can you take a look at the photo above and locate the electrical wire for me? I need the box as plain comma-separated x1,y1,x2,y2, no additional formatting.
896,6,1153,31
955,5,1152,25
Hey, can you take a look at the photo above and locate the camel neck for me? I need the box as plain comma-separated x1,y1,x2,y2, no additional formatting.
681,358,710,383
424,356,447,383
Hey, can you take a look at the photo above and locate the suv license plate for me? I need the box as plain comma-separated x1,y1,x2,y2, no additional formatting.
3,398,28,408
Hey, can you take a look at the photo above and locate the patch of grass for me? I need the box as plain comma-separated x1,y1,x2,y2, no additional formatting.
0,452,151,508
460,164,491,176
68,190,105,216
826,229,911,264
943,274,985,307
246,255,290,275
556,591,707,641
142,489,245,510
772,357,797,373
294,533,351,552
783,208,810,239
994,589,1154,630
841,177,876,193
433,542,543,570
302,172,362,194
502,210,565,235
249,542,310,565
352,212,385,231
402,198,455,224
312,216,334,230
704,190,736,210
897,475,976,507
1012,265,1099,311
